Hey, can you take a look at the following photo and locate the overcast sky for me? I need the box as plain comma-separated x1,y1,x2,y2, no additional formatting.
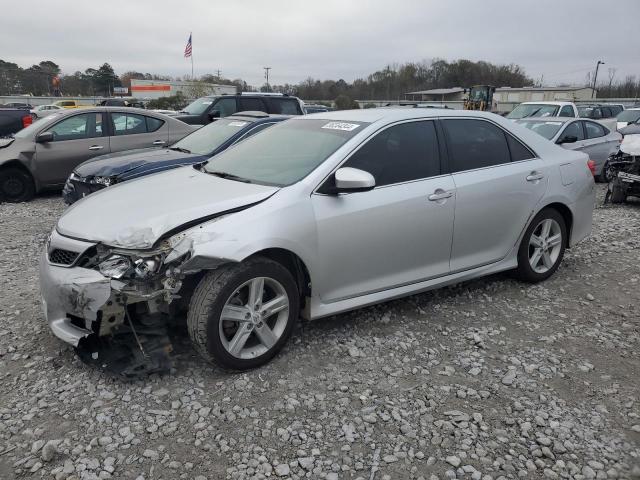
3,0,638,87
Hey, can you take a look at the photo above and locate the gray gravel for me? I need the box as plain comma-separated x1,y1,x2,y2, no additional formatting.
1,187,639,480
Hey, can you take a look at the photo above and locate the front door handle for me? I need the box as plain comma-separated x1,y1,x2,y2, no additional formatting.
88,145,104,151
152,140,166,145
428,190,454,202
526,172,544,182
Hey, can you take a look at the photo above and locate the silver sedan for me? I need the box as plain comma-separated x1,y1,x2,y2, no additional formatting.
516,117,621,182
0,107,196,202
39,109,595,371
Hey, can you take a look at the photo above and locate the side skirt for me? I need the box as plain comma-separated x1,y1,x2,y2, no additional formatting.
306,256,518,320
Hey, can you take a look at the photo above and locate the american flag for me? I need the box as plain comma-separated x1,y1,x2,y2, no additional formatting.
184,34,192,58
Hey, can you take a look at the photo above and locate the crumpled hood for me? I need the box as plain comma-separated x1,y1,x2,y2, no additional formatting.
74,148,208,179
57,166,279,249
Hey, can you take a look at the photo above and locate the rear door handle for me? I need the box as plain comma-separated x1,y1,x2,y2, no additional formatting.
526,172,544,182
428,190,453,201
152,140,166,145
88,145,104,151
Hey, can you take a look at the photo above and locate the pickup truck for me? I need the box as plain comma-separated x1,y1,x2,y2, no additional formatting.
507,101,578,119
52,100,91,109
0,109,34,137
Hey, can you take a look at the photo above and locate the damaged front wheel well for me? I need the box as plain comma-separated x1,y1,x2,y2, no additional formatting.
247,249,311,302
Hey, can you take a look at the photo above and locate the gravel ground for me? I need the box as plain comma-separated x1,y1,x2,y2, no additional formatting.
0,187,639,480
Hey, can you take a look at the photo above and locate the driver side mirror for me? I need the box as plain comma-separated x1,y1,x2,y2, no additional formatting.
558,135,578,144
208,110,221,121
330,167,376,194
36,131,54,143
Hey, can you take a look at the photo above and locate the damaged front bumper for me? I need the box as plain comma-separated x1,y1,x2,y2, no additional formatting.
39,237,113,346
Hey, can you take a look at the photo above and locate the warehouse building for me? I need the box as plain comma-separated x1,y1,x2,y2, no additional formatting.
130,79,236,100
493,86,596,103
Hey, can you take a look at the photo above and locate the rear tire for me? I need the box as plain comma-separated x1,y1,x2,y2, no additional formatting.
515,208,567,283
0,167,35,203
187,257,299,370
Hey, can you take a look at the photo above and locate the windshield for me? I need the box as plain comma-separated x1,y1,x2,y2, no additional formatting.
617,110,640,123
204,119,367,186
578,107,596,118
14,113,62,138
516,120,564,140
181,97,218,115
507,104,560,119
172,118,258,155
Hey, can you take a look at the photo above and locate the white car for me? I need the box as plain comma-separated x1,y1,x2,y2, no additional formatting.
40,109,595,371
30,104,65,119
616,108,640,131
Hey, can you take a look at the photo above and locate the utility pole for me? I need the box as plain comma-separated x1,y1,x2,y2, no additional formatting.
263,67,271,91
215,69,221,78
592,60,604,98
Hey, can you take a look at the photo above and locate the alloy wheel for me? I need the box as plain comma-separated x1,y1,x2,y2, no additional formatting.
528,218,563,274
218,276,290,359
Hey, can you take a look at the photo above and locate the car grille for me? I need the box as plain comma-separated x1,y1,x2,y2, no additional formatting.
49,248,80,266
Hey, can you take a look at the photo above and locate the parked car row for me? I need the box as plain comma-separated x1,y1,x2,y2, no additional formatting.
0,107,196,201
63,111,290,204
38,107,595,371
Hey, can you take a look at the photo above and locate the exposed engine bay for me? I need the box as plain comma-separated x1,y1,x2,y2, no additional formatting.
605,124,640,203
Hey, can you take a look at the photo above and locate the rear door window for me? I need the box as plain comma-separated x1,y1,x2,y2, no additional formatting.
342,120,440,186
270,98,301,115
442,119,511,173
111,113,148,135
584,121,607,139
506,134,534,161
238,97,267,112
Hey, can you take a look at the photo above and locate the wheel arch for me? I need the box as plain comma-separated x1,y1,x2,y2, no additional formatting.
246,248,312,302
534,202,574,248
0,160,38,194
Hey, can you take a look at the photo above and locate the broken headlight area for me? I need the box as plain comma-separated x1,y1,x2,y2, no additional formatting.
88,175,116,187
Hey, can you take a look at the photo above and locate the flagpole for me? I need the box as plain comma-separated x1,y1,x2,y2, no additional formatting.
190,32,194,80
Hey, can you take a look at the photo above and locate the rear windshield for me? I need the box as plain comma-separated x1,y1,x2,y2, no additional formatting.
617,110,640,123
516,120,564,140
172,118,256,155
181,97,218,115
507,104,560,119
204,119,367,186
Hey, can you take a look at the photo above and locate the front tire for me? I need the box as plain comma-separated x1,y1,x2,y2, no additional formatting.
0,167,35,202
515,208,567,283
609,178,627,204
187,257,299,370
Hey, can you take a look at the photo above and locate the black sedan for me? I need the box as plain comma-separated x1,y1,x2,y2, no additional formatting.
62,112,289,204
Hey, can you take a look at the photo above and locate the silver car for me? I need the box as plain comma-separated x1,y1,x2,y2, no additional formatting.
39,109,595,372
516,117,621,182
0,107,196,202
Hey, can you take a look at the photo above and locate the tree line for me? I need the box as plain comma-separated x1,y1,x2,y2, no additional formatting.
1,58,638,101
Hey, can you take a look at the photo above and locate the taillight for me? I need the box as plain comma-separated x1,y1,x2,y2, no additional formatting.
22,115,33,128
587,159,596,176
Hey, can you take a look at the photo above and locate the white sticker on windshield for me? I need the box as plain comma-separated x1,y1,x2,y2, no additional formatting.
544,122,563,125
202,101,213,105
322,122,361,132
228,121,248,127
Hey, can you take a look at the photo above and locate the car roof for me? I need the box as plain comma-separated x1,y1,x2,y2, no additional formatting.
515,117,574,124
298,107,508,124
228,112,291,122
520,101,574,106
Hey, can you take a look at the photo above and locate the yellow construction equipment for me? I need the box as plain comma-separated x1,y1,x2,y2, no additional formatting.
463,85,496,111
